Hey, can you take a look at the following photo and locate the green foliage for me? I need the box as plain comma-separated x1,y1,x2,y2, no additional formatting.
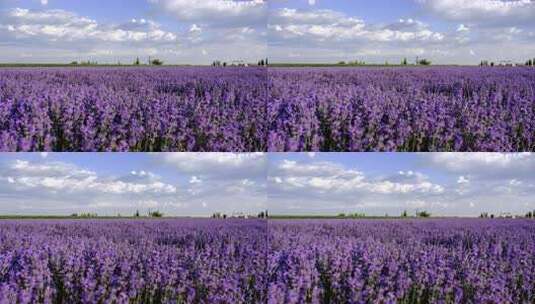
418,59,431,66
151,59,163,66
149,210,163,218
417,211,431,218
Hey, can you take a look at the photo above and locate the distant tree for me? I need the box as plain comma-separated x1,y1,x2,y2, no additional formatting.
151,59,163,66
223,62,227,67
418,59,431,66
265,58,269,66
338,61,346,65
71,213,79,217
258,211,265,218
70,61,78,65
338,213,346,217
401,210,408,217
149,210,163,218
417,210,431,218
402,58,408,65
490,62,495,67
490,214,495,218
134,57,140,65
265,210,269,218
528,59,533,66
223,214,227,219
134,210,140,217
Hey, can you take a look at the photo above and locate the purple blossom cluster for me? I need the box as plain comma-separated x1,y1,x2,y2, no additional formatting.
0,67,267,152
268,219,535,304
268,67,535,152
0,219,267,303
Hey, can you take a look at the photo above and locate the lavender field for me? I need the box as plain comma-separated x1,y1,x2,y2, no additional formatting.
0,67,267,152
269,219,535,304
2,219,534,303
0,219,267,303
268,67,535,152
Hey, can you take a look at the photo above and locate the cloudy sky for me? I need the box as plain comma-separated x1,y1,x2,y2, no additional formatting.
268,153,535,217
2,0,534,64
269,0,535,64
0,0,266,64
0,153,267,216
1,153,534,217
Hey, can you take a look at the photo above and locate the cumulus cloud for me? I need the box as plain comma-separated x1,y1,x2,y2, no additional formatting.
0,154,267,216
416,0,535,26
269,1,535,64
268,158,446,215
267,154,535,216
2,160,176,194
158,153,266,178
270,8,444,43
1,8,177,43
0,2,266,64
270,160,444,195
147,0,267,27
424,153,535,178
268,6,457,63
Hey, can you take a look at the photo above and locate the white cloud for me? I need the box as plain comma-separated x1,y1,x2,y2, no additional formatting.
457,176,470,184
147,0,266,27
3,159,176,194
270,8,444,43
189,176,202,184
270,1,535,64
2,8,177,43
416,0,535,25
457,24,469,32
271,160,444,195
189,23,202,33
0,5,266,64
427,153,534,173
159,153,266,178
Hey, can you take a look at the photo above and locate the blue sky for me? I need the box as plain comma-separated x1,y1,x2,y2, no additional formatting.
269,0,535,64
0,153,534,217
0,0,266,64
0,153,267,216
2,0,535,64
268,153,535,216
